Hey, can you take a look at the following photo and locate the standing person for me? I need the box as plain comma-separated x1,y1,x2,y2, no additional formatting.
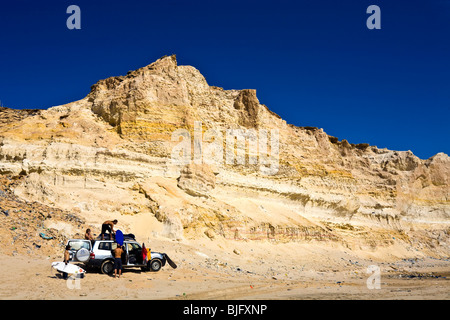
62,245,71,280
101,219,118,240
113,244,124,278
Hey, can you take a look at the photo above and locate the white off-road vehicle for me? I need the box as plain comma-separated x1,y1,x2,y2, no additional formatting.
66,237,176,275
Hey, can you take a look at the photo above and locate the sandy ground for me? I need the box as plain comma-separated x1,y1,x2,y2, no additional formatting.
1,175,449,301
0,237,448,300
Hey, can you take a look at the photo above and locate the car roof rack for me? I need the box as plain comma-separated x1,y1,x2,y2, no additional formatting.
95,233,136,241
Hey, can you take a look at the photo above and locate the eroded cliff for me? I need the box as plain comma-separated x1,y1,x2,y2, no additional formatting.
0,55,448,258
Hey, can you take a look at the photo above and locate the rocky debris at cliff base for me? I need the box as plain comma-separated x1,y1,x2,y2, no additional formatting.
0,175,89,257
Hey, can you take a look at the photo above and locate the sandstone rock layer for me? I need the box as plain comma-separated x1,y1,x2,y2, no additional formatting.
0,55,448,258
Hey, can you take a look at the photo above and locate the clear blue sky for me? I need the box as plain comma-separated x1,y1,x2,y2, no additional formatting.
0,0,449,159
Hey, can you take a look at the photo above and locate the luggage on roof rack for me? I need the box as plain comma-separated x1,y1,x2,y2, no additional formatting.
95,233,136,241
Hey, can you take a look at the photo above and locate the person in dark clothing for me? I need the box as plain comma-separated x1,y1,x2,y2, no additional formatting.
62,245,71,279
101,219,118,240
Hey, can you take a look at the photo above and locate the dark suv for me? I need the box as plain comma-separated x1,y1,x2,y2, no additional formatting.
66,238,176,275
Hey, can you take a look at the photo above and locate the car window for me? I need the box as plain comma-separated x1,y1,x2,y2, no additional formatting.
69,240,90,250
98,242,112,250
125,242,141,251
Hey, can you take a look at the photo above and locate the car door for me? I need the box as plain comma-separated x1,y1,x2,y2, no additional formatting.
125,242,143,265
67,239,92,262
97,241,115,261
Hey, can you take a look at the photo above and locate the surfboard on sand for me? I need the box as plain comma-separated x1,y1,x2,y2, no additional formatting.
115,230,124,246
164,254,177,269
52,262,86,275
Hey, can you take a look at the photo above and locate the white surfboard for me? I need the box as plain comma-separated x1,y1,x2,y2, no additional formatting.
52,262,86,275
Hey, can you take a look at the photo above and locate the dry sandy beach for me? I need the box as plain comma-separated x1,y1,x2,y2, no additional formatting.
1,237,448,300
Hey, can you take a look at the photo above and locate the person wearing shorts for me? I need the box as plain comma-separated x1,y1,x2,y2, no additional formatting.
113,244,124,278
101,219,118,240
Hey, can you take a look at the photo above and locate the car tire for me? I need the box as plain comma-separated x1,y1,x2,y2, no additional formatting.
101,260,114,275
149,259,162,272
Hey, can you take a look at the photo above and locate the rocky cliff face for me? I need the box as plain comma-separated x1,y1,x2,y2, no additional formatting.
0,55,448,258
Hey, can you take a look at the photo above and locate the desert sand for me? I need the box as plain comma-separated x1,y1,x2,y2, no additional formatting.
1,235,448,300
